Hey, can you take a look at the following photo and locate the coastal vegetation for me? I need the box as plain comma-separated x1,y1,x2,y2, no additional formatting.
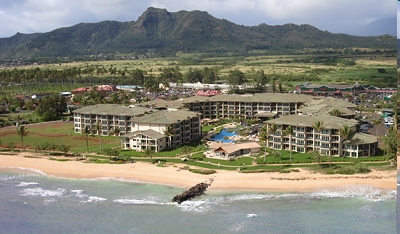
0,120,395,175
0,8,396,176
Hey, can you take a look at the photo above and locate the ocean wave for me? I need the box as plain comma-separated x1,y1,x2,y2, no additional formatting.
178,200,209,212
20,187,66,197
205,185,396,205
246,213,257,218
1,167,47,176
309,185,397,201
1,175,25,181
16,182,40,187
84,196,107,203
113,198,165,205
70,189,89,199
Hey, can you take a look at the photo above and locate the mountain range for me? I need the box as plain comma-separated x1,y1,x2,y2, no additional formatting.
0,7,396,60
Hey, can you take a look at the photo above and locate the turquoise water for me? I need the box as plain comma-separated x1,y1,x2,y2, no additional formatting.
211,129,236,143
0,168,396,234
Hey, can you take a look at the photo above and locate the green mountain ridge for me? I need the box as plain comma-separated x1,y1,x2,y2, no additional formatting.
0,7,396,60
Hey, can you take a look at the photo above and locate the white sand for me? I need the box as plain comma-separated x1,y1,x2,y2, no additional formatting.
0,152,396,192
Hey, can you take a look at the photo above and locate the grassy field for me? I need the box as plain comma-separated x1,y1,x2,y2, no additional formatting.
0,120,393,174
0,121,117,153
5,52,396,89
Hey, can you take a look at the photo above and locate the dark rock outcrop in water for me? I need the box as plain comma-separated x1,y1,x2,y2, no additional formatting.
172,179,213,204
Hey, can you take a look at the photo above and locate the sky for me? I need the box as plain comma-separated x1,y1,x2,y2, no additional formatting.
0,0,396,38
398,0,400,38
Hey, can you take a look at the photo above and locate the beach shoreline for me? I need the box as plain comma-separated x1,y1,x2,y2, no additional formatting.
0,152,396,192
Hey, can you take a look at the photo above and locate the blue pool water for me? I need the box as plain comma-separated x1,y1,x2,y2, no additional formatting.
211,129,236,143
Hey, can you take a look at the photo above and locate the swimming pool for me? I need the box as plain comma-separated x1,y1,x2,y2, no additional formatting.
210,129,236,143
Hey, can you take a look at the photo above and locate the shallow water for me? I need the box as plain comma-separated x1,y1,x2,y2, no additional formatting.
0,168,396,234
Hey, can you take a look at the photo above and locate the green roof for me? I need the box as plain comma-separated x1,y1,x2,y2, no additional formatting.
73,104,154,116
182,93,313,104
121,129,166,140
350,132,378,144
132,109,201,124
266,115,358,129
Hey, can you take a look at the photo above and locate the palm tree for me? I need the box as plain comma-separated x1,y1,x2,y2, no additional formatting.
268,123,277,155
359,93,366,107
259,125,269,164
328,108,343,117
16,125,29,150
339,124,353,157
109,126,121,147
163,125,174,150
284,125,294,164
311,120,325,154
344,93,352,102
371,118,382,136
83,125,91,153
96,121,102,153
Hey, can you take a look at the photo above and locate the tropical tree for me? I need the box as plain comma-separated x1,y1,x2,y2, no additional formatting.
284,125,294,164
83,125,91,153
371,118,382,136
181,145,192,157
16,125,29,150
227,69,247,87
96,121,102,153
311,150,322,166
359,93,367,107
311,120,325,154
268,123,277,154
328,108,343,117
109,126,121,147
259,125,269,164
343,93,352,102
339,125,353,157
382,126,397,161
163,125,174,150
143,148,154,159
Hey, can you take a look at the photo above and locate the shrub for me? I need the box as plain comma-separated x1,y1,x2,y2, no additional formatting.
336,167,355,175
189,168,216,175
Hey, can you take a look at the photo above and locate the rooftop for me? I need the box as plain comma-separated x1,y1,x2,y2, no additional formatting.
266,115,358,129
73,104,155,116
131,109,201,124
121,129,166,140
182,93,313,104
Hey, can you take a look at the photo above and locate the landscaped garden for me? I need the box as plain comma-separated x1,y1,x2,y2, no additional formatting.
0,119,394,175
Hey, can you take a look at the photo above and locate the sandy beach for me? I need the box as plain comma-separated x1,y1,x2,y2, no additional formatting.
0,152,396,192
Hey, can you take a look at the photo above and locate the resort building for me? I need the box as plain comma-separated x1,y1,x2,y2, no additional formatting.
295,83,397,97
73,104,154,136
181,93,313,119
265,115,378,157
208,142,261,159
72,104,202,152
297,98,357,118
120,109,201,152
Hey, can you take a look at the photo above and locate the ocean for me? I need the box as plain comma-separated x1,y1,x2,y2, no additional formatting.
0,168,396,234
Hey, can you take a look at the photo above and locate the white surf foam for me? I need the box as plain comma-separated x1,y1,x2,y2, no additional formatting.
113,198,162,205
16,182,39,187
179,200,209,212
309,185,397,201
246,213,257,218
85,196,107,203
20,187,66,197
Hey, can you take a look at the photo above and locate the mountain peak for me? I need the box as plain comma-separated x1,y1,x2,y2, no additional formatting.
0,7,395,59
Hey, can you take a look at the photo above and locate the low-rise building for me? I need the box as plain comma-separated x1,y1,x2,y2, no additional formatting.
73,104,202,152
265,115,378,157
